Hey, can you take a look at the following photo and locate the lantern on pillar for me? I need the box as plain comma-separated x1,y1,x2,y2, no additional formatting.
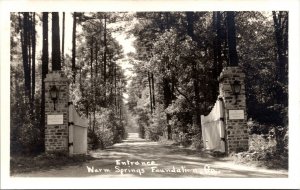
49,85,59,110
230,80,241,104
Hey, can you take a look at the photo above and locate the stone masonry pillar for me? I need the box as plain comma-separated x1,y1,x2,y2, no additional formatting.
218,66,249,153
44,71,69,152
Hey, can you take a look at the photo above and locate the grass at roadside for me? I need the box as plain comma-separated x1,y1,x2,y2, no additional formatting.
10,152,95,175
232,134,288,170
158,135,288,170
233,151,288,170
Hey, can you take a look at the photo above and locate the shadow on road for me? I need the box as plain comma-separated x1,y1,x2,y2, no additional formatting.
13,133,288,178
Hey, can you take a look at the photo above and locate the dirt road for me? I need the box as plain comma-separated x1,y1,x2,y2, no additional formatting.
14,133,288,178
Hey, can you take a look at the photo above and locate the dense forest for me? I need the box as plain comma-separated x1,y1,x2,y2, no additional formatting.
10,12,129,154
127,11,288,151
10,11,288,156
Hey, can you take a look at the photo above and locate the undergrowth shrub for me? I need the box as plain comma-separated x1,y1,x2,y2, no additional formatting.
146,104,166,141
11,152,94,174
248,134,277,160
88,108,127,150
190,132,203,150
11,97,44,155
136,108,149,139
234,125,288,169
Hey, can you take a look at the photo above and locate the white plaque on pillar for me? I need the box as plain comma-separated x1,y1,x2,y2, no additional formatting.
229,110,244,120
47,114,64,125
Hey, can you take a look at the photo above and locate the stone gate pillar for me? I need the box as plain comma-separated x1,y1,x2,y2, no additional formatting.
44,71,69,152
219,66,249,153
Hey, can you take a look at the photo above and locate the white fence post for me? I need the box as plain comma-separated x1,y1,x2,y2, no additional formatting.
218,97,225,153
68,102,74,155
68,102,88,155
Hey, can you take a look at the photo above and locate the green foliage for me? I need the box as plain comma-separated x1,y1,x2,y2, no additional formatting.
128,11,288,154
188,125,203,150
146,104,166,141
88,108,127,150
10,11,289,158
249,134,277,160
10,12,128,156
234,132,288,169
135,108,149,139
10,152,95,174
236,12,288,126
10,61,44,155
65,12,128,150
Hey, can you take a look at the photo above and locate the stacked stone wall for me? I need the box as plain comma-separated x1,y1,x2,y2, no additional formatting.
44,71,69,152
219,66,249,153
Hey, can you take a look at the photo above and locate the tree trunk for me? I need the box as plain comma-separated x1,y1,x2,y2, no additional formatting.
109,56,114,104
31,13,36,112
62,12,65,67
19,12,31,102
226,11,238,67
51,12,61,71
95,40,99,78
114,62,117,109
213,11,223,78
216,12,223,74
186,12,196,42
90,38,94,131
94,40,98,131
212,11,223,100
271,11,288,127
192,62,202,136
223,22,229,67
28,14,32,110
119,89,122,121
213,12,218,75
79,68,83,103
272,11,288,104
148,71,153,114
163,77,172,139
72,12,77,83
151,73,155,109
40,12,49,152
103,14,107,106
163,78,172,109
212,12,219,100
186,11,202,135
186,12,205,48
